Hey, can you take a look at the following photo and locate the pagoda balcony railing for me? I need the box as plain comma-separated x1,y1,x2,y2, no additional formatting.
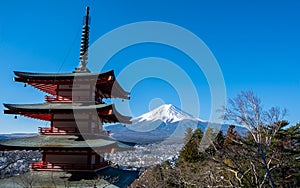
45,95,97,102
38,127,103,135
38,127,79,135
45,96,72,102
31,161,109,171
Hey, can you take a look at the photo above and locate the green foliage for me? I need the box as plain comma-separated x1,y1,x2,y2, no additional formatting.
134,122,300,187
184,127,193,145
271,122,300,187
180,128,205,163
223,125,237,147
191,128,203,140
215,130,225,150
202,127,225,155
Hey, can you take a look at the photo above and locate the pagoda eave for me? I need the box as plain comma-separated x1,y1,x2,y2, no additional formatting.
0,135,133,151
4,103,132,124
14,70,130,100
14,70,115,80
14,77,114,85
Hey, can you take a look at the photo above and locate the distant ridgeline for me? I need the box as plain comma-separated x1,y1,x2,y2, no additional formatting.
0,133,37,141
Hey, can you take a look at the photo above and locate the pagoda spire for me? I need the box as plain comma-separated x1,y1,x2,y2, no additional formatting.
75,6,91,73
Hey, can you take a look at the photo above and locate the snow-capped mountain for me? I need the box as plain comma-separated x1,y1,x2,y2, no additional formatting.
106,104,208,144
106,104,247,144
132,104,206,124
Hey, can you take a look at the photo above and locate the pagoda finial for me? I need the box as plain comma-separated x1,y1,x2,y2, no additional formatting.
75,6,91,73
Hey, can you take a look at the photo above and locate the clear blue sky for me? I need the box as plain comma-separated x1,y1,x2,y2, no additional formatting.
0,0,299,133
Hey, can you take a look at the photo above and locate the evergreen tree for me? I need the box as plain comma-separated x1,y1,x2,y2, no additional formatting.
271,122,300,186
180,128,205,163
184,127,193,145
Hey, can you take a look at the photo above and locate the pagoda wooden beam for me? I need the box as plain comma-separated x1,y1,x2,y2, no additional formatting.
44,151,89,155
4,110,19,114
15,77,113,85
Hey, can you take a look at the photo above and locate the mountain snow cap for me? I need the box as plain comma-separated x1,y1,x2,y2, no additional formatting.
132,104,206,123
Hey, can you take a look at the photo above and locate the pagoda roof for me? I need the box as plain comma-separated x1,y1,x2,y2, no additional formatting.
4,102,111,111
14,70,112,80
0,134,133,151
13,70,130,99
4,103,131,124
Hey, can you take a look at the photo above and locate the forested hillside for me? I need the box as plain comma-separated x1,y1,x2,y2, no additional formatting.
132,91,300,187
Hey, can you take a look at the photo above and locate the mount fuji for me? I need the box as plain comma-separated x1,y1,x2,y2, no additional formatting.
106,104,245,144
132,104,206,124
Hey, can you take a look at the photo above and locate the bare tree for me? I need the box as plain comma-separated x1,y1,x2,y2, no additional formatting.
15,171,39,188
224,90,287,187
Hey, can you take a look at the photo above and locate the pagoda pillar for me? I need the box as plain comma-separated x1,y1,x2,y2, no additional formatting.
87,150,92,169
88,113,92,133
95,154,100,165
50,114,54,132
42,152,46,168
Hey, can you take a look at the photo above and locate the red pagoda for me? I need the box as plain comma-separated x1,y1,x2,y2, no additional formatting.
0,7,131,171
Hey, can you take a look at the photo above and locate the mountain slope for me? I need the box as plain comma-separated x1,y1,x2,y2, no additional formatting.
106,104,207,143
